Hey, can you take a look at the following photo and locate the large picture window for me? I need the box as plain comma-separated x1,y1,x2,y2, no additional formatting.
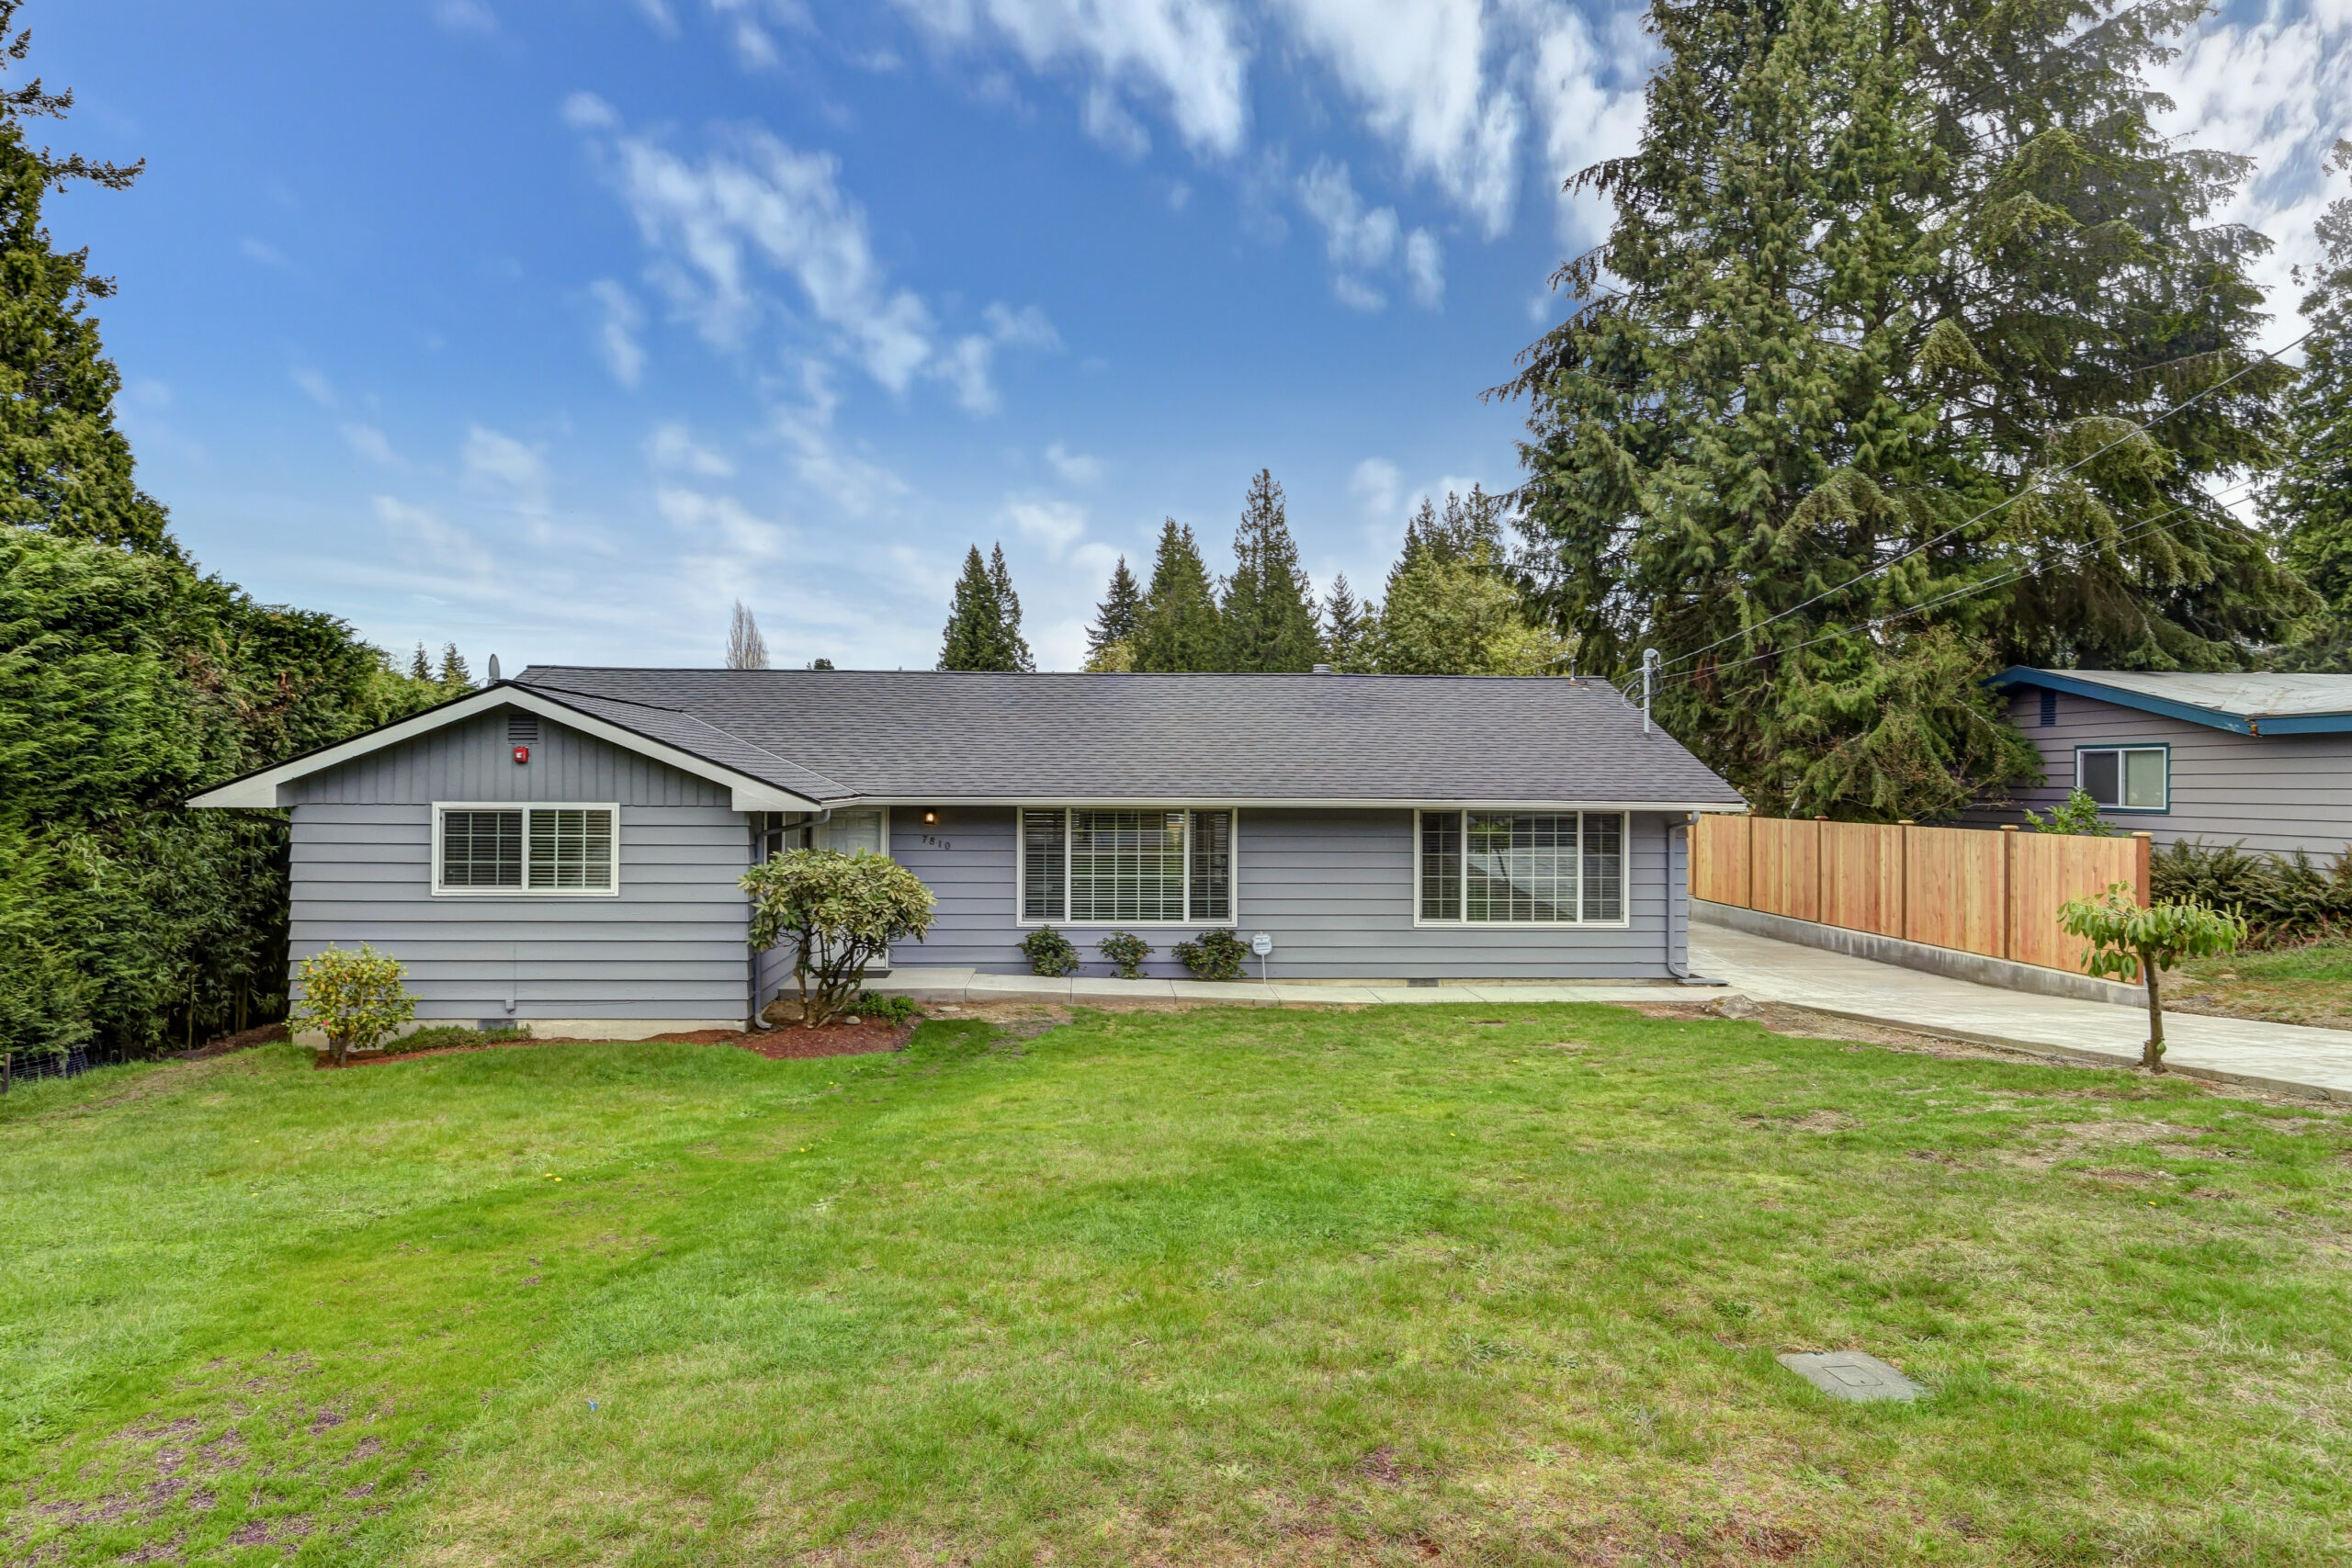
1417,809,1625,924
435,805,616,894
1019,807,1236,925
2075,746,2167,812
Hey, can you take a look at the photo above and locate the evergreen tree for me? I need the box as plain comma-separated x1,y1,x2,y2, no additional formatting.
1219,469,1320,671
435,643,473,694
409,642,431,682
1374,542,1568,676
1130,518,1224,671
1503,0,2305,821
2271,142,2352,637
1319,573,1373,670
1085,555,1144,671
0,7,162,553
988,542,1035,671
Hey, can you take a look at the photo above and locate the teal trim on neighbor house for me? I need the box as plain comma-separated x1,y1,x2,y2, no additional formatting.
1986,667,2352,736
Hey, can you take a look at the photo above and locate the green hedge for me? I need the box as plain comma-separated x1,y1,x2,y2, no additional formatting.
2149,840,2352,944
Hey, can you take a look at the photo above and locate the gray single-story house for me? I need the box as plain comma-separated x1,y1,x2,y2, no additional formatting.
1984,668,2352,856
189,668,1745,1036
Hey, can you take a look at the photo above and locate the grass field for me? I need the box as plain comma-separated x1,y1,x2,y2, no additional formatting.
2174,939,2352,1030
5,1005,2349,1566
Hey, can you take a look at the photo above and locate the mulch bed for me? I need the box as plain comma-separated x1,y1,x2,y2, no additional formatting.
314,1017,914,1069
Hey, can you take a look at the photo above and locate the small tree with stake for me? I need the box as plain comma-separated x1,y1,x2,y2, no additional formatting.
2059,885,2247,1073
743,850,934,1029
291,944,417,1066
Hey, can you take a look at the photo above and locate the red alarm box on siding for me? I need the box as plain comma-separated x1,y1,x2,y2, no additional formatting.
513,745,530,764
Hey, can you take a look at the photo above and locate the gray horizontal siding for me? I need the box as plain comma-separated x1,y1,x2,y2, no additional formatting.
1988,690,2352,858
286,706,731,807
888,806,1687,980
288,712,755,1022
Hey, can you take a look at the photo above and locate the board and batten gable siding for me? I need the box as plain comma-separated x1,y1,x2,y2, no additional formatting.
286,708,755,1025
1998,688,2352,857
886,807,1690,980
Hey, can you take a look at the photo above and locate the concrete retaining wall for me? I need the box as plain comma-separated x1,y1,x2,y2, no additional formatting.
1692,898,2145,1007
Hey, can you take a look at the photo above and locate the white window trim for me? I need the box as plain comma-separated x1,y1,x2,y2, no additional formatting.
431,802,623,897
1411,808,1633,929
2073,745,2170,814
1012,806,1239,927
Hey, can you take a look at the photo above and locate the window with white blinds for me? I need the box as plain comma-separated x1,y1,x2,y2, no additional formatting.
1416,810,1625,924
1018,807,1235,925
435,805,616,894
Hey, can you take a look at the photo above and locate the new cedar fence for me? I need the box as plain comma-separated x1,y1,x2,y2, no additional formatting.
1691,816,2151,977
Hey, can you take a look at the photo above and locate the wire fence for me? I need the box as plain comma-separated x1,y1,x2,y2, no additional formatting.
2,1046,97,1095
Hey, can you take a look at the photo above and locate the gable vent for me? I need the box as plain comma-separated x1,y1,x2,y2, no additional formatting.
508,712,539,746
2039,690,2057,728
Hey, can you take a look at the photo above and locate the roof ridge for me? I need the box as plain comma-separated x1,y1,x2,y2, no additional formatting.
517,677,853,798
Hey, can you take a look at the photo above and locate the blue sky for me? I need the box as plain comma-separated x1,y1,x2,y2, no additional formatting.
40,0,2351,672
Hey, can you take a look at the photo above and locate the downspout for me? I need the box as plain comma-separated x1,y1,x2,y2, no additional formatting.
745,809,829,1030
1665,814,1692,980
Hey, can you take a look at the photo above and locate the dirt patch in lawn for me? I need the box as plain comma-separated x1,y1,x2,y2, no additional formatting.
316,1019,913,1069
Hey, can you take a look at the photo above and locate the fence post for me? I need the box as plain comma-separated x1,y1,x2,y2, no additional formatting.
1747,814,1758,913
2000,824,2020,960
1897,821,1914,943
1813,816,1828,925
2133,831,2152,906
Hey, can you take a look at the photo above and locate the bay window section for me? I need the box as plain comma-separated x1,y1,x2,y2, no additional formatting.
1019,807,1236,924
1418,809,1625,923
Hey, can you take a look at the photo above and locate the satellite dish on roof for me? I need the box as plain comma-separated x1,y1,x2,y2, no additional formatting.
487,654,502,682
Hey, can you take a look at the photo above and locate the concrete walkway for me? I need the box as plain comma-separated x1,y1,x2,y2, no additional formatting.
871,936,2352,1101
1690,924,2352,1100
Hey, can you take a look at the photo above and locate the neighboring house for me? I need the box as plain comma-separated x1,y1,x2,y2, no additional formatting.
1985,668,2352,857
188,668,1744,1036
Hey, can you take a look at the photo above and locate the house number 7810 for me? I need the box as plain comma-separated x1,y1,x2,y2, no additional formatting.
921,833,953,850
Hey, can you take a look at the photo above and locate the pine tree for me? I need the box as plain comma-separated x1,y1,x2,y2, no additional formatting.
1130,518,1224,672
2271,143,2352,641
0,6,163,554
988,543,1035,671
435,643,473,694
1503,0,2305,821
1319,573,1372,670
1085,556,1144,671
1219,469,1320,671
409,642,431,682
726,599,770,670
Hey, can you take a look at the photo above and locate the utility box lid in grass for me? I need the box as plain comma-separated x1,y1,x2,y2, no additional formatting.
1776,1349,1926,1403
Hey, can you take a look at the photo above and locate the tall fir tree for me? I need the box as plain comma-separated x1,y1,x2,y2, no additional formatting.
435,643,474,693
1319,573,1372,670
1085,555,1144,671
1219,469,1320,671
409,642,431,682
988,542,1035,671
1131,518,1225,671
2269,142,2352,650
1503,0,2306,821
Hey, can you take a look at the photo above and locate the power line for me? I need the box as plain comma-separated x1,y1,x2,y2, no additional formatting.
1657,329,2309,676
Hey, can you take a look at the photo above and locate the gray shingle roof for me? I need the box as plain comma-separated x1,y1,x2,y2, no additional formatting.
511,667,1747,808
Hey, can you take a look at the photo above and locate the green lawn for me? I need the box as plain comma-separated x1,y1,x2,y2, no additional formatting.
2174,939,2352,1030
5,1007,2349,1566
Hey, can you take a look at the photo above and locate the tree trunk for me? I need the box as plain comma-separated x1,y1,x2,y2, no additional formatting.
330,1032,348,1067
2141,952,2166,1073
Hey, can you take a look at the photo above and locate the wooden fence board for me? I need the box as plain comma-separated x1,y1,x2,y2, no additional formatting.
1903,828,2007,957
2007,831,2147,974
1819,821,1905,937
1749,818,1820,923
1691,814,1750,907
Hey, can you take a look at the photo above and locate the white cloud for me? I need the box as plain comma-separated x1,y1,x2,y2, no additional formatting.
434,0,498,36
771,363,913,515
341,423,399,466
2149,0,2352,351
631,0,679,36
1525,3,1647,247
1046,440,1102,483
242,237,288,267
291,367,336,408
648,422,735,477
1006,496,1088,555
461,426,551,522
1274,0,1521,235
888,0,1250,156
1349,457,1400,517
933,334,1000,414
375,494,494,578
1403,226,1443,307
560,90,619,131
656,485,793,559
709,0,810,69
588,278,647,386
1082,84,1152,159
1298,160,1442,311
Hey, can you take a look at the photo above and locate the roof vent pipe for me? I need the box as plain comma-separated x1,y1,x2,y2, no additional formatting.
1312,663,1333,674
